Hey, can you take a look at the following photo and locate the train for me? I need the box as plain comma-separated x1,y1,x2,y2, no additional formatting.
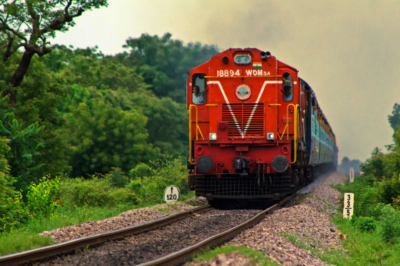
186,48,338,205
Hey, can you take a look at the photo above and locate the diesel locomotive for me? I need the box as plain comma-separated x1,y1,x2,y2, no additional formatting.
186,48,338,204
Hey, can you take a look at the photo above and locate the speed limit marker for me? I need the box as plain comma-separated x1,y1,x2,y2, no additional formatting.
164,185,180,203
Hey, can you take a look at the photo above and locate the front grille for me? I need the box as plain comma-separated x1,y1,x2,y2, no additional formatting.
195,176,291,196
222,103,264,137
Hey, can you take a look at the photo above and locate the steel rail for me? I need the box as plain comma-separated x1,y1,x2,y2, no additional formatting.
0,205,211,266
138,194,296,266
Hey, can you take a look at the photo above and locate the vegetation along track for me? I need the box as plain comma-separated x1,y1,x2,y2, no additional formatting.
2,195,295,266
0,205,211,266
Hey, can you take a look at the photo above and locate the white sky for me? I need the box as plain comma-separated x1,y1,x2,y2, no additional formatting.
54,0,400,162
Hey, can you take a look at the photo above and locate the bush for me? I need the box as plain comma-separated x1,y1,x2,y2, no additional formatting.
26,176,60,219
350,216,377,232
59,176,134,207
380,205,400,243
393,195,400,210
106,167,129,188
0,191,28,233
129,163,152,179
126,158,188,204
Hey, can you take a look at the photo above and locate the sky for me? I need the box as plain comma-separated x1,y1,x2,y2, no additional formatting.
54,0,400,162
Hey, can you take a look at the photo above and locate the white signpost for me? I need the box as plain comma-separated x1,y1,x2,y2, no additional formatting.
349,167,354,183
343,193,354,219
164,185,180,203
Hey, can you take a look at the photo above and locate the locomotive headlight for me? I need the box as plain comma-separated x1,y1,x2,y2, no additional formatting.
267,132,274,140
209,133,217,140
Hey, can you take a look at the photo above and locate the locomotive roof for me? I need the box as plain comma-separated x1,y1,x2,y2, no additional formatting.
190,49,336,141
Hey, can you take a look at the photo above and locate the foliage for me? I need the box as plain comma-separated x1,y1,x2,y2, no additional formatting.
330,217,400,266
106,167,129,188
388,103,400,133
0,33,221,235
129,163,152,179
63,98,157,177
0,55,70,187
120,33,219,102
393,195,400,210
59,176,137,207
0,0,109,94
0,111,44,189
379,205,400,243
126,157,189,204
350,216,377,232
55,45,189,157
0,131,27,233
0,232,53,256
26,176,60,219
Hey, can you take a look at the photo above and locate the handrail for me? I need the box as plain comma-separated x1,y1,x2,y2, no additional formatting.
188,104,204,162
279,104,299,163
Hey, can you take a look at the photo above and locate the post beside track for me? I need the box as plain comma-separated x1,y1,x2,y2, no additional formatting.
0,205,211,266
138,194,296,266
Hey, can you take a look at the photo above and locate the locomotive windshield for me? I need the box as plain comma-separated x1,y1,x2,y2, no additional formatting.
282,72,294,101
192,73,206,105
234,54,252,65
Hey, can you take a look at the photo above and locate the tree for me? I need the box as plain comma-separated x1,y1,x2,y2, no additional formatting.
64,97,158,177
0,0,108,104
119,33,219,102
388,103,400,132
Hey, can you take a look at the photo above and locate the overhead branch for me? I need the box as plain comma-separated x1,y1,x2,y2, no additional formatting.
25,0,40,37
3,42,26,61
65,0,73,16
25,44,52,57
41,4,84,34
0,17,28,42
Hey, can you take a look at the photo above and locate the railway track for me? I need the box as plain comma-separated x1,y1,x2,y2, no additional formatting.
1,195,295,266
0,205,210,266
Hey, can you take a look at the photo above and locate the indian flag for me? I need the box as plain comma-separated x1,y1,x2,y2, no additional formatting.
253,62,262,68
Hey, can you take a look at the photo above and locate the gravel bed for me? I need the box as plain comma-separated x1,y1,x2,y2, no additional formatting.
41,202,196,243
227,172,347,266
36,209,261,266
185,196,208,206
186,251,257,266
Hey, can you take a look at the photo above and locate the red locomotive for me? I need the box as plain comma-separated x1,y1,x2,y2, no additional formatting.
186,48,338,205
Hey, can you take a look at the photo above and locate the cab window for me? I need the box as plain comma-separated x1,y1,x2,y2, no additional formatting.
192,73,206,105
282,72,293,101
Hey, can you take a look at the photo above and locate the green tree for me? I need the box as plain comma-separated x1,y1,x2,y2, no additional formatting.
119,33,219,102
0,0,108,103
64,98,158,177
0,54,71,181
57,47,188,158
388,103,400,133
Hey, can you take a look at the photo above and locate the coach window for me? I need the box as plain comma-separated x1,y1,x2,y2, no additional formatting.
282,73,293,101
192,73,206,105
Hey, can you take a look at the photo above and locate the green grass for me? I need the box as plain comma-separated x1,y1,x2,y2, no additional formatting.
0,197,195,256
0,232,53,256
332,216,400,266
191,245,280,266
281,204,400,265
280,231,349,265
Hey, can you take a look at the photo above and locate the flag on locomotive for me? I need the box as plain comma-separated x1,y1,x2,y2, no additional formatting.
186,48,338,205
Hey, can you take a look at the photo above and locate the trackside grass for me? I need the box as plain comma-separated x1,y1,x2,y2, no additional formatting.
0,193,195,256
191,245,280,266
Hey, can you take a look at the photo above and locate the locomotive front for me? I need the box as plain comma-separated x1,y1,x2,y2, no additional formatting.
186,48,300,203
